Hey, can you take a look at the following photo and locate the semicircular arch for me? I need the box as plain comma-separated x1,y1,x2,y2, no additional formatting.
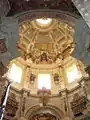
25,104,65,120
13,9,78,26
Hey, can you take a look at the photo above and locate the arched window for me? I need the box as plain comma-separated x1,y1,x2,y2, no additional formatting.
66,64,82,83
8,63,22,83
38,74,51,90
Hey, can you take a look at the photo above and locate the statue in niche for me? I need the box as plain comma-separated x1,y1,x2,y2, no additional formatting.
30,72,36,84
54,73,59,84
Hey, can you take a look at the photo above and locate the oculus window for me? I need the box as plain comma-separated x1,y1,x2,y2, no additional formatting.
38,74,51,90
66,64,82,83
36,18,52,27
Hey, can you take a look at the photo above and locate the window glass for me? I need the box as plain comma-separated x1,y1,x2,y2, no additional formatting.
66,64,82,83
8,63,22,83
38,74,51,89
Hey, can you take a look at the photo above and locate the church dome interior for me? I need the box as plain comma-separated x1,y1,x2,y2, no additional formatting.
8,17,85,95
0,0,90,120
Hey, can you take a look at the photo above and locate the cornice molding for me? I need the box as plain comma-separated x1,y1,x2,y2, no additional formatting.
13,9,78,26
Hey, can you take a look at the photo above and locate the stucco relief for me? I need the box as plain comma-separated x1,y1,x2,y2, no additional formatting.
70,93,87,117
18,17,74,66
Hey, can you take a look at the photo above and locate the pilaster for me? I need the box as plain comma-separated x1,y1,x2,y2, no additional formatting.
60,89,71,120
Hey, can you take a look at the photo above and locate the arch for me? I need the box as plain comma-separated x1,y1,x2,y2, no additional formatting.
13,9,78,26
25,104,64,120
11,9,78,120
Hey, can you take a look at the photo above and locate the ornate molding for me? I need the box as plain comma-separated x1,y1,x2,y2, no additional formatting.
17,10,75,67
4,93,19,119
70,93,87,117
14,9,77,25
25,105,64,120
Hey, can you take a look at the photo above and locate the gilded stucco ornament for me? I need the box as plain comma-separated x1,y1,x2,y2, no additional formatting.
70,93,87,116
18,18,74,66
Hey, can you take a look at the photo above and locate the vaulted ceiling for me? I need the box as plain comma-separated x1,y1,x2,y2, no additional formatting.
5,0,78,67
0,0,80,68
1,0,86,93
18,18,74,66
